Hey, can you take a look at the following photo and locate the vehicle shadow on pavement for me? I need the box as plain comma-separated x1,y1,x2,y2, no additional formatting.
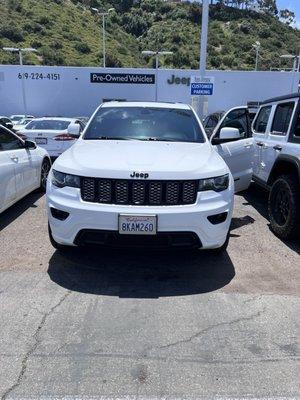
0,192,44,232
241,182,300,255
48,248,235,298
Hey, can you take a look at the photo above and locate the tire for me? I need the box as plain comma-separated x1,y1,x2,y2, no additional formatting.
268,174,300,240
39,158,51,192
48,223,71,252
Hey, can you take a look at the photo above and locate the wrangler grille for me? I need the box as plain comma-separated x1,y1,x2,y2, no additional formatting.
81,178,198,206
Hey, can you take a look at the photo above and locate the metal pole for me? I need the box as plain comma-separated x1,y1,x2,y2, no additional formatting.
102,14,106,68
255,47,259,71
18,50,27,115
198,0,209,118
19,50,23,66
155,53,159,101
199,0,209,77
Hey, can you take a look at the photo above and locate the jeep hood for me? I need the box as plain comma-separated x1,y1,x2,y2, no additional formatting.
53,139,228,180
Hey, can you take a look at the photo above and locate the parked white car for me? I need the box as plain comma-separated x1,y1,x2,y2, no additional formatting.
47,102,253,253
0,125,51,214
18,117,85,158
13,118,35,132
9,115,35,124
252,92,300,239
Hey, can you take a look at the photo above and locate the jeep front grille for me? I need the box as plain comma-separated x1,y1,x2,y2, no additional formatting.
80,178,198,206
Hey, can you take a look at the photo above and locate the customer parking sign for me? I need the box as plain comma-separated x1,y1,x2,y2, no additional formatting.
190,76,214,96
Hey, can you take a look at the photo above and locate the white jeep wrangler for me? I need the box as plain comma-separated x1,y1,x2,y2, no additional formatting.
252,93,300,239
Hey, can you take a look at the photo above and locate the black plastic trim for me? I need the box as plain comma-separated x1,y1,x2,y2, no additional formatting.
74,229,202,249
268,155,300,185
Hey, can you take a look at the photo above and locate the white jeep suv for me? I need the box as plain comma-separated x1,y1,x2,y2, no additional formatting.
46,102,253,252
252,93,300,239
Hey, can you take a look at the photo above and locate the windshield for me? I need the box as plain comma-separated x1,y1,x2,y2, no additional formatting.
10,115,23,122
18,119,32,125
84,107,205,143
25,120,71,130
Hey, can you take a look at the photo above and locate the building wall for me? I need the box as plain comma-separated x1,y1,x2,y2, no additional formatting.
0,65,299,117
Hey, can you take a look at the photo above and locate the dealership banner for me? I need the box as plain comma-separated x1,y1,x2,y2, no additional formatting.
90,72,155,84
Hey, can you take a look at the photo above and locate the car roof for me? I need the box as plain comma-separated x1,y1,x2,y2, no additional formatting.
261,92,300,105
29,117,76,122
101,101,191,110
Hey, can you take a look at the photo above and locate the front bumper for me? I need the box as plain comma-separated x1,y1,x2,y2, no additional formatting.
46,178,234,249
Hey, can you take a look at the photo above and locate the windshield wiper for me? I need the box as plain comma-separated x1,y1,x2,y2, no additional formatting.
86,136,136,141
144,137,180,142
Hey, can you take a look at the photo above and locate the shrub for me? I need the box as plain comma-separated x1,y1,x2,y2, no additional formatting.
0,25,24,41
74,42,91,54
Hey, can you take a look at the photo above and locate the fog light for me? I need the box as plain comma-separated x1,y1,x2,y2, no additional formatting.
207,212,228,225
50,207,69,221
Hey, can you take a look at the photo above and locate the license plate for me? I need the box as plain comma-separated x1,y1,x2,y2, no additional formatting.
35,138,47,145
119,214,157,235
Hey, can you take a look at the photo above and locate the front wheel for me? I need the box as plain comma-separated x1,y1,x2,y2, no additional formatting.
268,174,300,240
39,158,51,192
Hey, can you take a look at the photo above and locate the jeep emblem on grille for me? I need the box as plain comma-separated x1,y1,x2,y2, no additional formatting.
130,172,149,179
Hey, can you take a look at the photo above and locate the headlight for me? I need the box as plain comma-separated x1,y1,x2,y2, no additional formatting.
52,169,80,188
198,174,229,192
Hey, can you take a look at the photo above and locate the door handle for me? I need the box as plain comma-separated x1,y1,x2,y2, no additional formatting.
244,142,252,148
273,145,282,151
256,141,264,147
10,156,19,162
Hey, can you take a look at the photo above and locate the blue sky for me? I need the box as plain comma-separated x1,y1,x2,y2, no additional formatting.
277,0,300,26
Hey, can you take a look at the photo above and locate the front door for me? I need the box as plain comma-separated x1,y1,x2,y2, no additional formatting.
211,107,254,192
0,127,17,212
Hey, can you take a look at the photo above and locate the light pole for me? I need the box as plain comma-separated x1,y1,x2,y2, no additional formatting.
3,47,37,115
92,7,115,68
252,41,261,71
3,47,37,65
142,50,173,101
198,0,209,118
280,54,300,72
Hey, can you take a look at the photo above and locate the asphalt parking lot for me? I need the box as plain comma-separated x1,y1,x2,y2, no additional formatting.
0,183,299,399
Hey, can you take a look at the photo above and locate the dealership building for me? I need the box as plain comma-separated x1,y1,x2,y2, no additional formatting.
0,65,299,117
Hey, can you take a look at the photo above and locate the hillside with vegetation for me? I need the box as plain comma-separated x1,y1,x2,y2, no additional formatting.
0,0,299,71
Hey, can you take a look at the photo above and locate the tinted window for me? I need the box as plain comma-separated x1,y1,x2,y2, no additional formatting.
84,107,205,143
0,127,23,151
271,102,294,136
254,106,272,133
204,115,219,129
292,108,300,137
25,120,71,130
218,108,248,138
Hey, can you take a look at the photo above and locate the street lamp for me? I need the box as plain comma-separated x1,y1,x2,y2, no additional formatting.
197,0,209,119
92,7,115,68
141,50,173,101
3,47,37,65
252,41,261,71
2,47,37,115
280,54,300,72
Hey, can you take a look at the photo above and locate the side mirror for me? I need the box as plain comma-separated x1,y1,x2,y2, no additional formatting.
211,127,241,145
67,123,80,137
219,127,241,140
6,122,13,130
24,140,36,149
220,127,241,140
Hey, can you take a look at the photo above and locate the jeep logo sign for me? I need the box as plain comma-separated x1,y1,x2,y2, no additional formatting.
130,172,149,179
167,74,191,86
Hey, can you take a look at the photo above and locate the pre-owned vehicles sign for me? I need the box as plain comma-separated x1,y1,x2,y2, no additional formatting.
91,73,155,84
